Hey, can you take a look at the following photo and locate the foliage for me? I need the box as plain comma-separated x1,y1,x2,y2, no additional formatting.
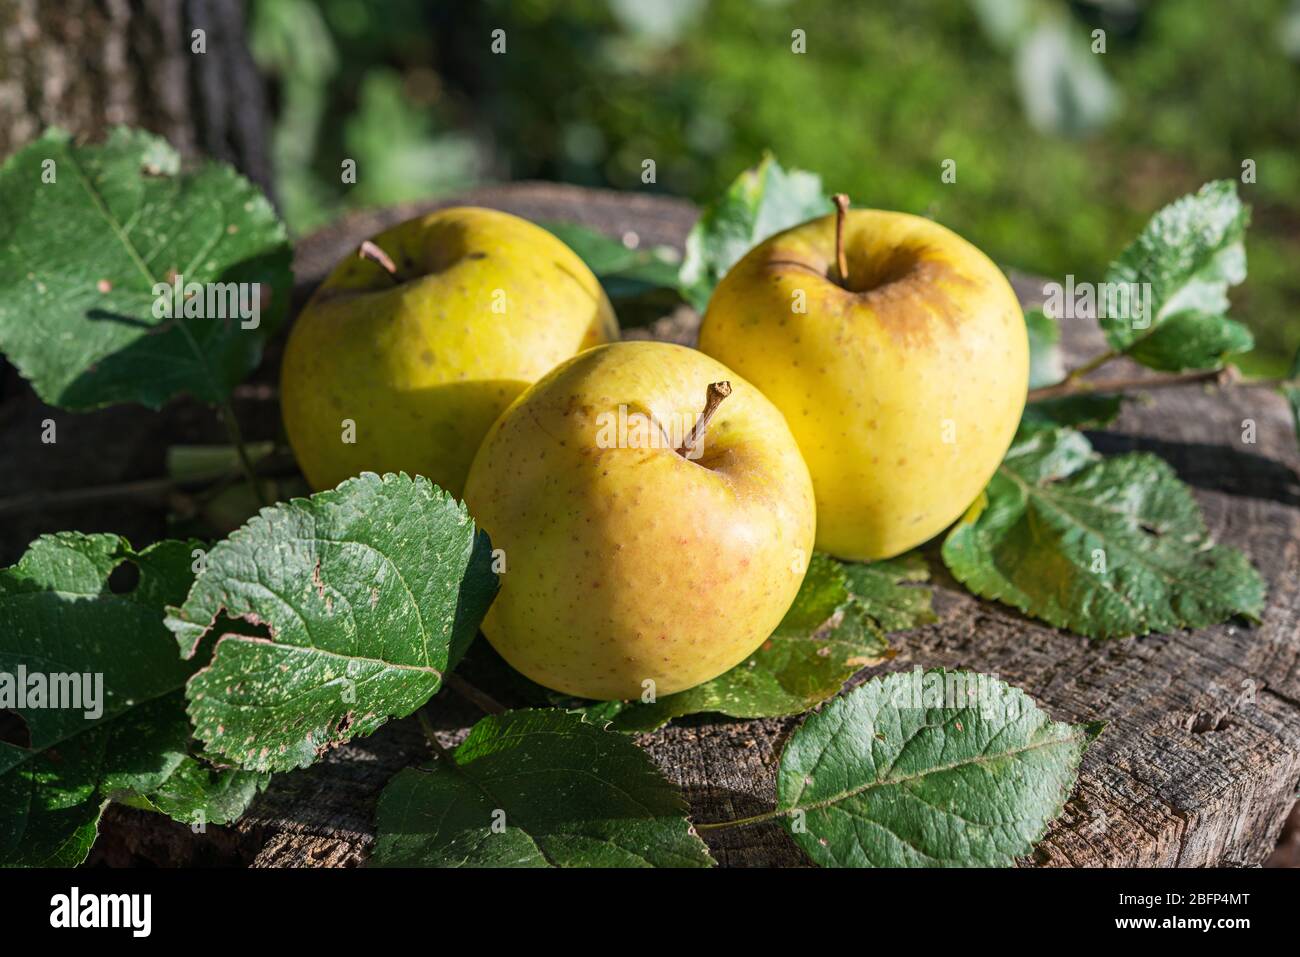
481,552,925,733
0,128,291,410
943,422,1266,638
0,124,1277,867
371,709,714,867
0,535,265,866
248,0,1300,368
777,669,1101,867
166,473,497,773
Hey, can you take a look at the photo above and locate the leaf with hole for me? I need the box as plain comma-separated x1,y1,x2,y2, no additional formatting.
165,472,498,772
777,669,1100,867
370,709,713,867
0,534,257,866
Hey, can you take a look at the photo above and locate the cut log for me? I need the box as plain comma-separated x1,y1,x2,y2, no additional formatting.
10,183,1298,867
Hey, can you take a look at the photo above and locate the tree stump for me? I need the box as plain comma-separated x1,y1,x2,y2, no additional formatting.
9,183,1297,868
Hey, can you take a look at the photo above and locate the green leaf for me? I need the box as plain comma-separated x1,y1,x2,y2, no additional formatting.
1100,180,1249,370
540,221,682,300
0,127,291,410
1021,394,1124,431
458,552,930,734
165,473,498,772
0,534,233,866
605,556,890,732
1124,310,1254,372
777,669,1100,867
942,424,1266,638
370,709,714,867
839,552,938,633
134,755,268,826
678,152,832,312
1025,308,1064,389
542,553,931,734
1284,348,1300,452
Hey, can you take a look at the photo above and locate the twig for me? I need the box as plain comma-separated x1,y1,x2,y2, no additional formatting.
695,808,788,832
0,476,187,517
0,451,300,517
416,708,454,762
219,400,268,506
1027,365,1244,402
443,672,507,715
1060,348,1120,382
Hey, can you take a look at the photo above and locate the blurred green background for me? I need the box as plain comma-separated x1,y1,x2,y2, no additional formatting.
249,0,1300,371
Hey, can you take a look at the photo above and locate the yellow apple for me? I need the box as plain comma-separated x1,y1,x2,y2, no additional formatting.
463,340,816,700
698,200,1027,560
281,207,618,496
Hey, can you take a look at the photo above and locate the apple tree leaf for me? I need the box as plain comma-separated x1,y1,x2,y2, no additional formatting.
678,152,832,312
540,220,681,300
1099,180,1251,371
777,669,1101,867
165,472,498,773
942,423,1266,639
1123,310,1254,372
0,534,254,866
1021,394,1124,431
1280,347,1300,453
0,127,291,410
1024,307,1065,390
483,553,929,734
838,552,938,634
370,709,714,867
128,755,269,827
594,555,890,732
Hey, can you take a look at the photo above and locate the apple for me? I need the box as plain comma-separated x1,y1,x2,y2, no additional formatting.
280,207,618,496
698,196,1027,561
463,340,816,700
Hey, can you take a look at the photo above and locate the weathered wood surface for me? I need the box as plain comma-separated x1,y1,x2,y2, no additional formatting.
7,182,1298,867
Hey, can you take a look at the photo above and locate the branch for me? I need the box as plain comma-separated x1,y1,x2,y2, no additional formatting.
219,401,269,506
1026,365,1243,402
442,672,507,716
0,450,300,517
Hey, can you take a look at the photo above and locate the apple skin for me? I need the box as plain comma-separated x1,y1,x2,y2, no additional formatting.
463,341,816,700
698,209,1027,561
281,207,618,497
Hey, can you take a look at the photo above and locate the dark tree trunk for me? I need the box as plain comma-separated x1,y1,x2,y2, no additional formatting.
0,0,274,197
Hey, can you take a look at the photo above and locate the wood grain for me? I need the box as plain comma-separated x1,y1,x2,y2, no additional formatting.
18,183,1298,868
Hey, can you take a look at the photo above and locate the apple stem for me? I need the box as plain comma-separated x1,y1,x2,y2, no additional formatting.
677,381,733,458
358,240,400,280
832,193,851,288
